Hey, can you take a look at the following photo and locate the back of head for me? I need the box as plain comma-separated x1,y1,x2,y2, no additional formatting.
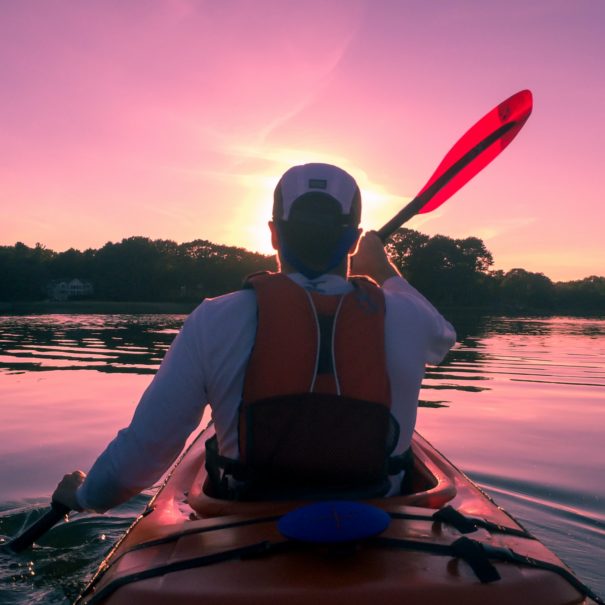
273,163,361,278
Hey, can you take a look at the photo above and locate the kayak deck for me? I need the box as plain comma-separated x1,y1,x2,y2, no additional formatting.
77,426,597,605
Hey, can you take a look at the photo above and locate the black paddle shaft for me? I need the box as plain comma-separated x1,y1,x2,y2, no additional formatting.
376,120,518,243
7,501,70,553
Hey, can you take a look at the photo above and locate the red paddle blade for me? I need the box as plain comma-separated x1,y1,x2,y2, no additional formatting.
376,90,533,242
417,89,533,214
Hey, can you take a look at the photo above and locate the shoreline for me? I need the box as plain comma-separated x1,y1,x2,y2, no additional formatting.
0,300,199,315
1,299,603,319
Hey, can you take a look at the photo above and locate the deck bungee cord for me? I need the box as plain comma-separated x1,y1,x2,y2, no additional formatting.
80,528,604,605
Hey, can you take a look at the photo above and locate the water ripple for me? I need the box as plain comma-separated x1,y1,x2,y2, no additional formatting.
0,315,185,375
1,313,604,602
470,471,605,534
0,496,150,604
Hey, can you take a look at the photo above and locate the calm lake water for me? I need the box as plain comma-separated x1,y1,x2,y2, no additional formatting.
0,312,603,603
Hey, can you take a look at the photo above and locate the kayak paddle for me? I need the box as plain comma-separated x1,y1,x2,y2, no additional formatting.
377,89,533,242
5,500,70,554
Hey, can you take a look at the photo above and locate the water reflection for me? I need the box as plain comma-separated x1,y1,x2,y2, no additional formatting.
0,315,185,375
2,313,604,393
0,313,604,601
426,315,605,405
450,312,605,340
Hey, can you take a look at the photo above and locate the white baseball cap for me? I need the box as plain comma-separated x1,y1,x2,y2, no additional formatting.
273,163,361,226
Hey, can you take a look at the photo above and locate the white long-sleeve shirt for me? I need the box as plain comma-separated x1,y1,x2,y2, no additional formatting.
77,274,456,512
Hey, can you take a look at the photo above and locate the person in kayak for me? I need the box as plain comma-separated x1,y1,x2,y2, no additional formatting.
53,163,456,511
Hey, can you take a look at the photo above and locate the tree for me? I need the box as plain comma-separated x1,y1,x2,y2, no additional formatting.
178,239,274,298
385,228,429,271
93,237,166,300
49,248,94,279
0,242,54,300
386,229,493,306
499,268,555,310
555,276,605,311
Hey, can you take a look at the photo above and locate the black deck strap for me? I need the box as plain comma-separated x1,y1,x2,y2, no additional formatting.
376,535,604,604
122,514,281,555
480,543,605,605
389,507,535,540
432,506,536,538
372,536,499,583
433,506,479,534
83,540,293,605
450,537,501,583
371,536,454,556
80,514,282,593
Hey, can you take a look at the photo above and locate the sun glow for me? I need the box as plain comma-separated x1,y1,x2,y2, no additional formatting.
227,173,278,255
358,185,409,234
224,156,413,255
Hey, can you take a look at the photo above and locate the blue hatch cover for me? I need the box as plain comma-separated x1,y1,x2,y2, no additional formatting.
278,501,390,543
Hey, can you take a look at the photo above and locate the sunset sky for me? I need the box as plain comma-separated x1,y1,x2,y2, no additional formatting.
1,1,604,281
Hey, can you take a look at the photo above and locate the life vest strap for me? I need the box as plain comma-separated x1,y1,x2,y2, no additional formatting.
204,431,412,502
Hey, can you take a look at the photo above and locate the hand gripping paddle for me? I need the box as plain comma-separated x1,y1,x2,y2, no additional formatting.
377,89,533,242
5,500,71,553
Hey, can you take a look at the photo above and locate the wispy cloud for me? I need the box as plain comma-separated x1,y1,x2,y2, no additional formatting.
474,218,538,240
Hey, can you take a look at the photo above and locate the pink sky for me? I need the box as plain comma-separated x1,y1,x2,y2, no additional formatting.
1,0,603,281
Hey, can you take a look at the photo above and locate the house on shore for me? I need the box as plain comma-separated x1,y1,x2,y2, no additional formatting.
47,278,94,301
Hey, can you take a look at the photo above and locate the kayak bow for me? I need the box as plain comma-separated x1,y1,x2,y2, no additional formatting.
76,424,601,605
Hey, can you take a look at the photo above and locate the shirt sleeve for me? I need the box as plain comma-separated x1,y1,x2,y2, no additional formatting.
382,275,457,364
76,312,208,513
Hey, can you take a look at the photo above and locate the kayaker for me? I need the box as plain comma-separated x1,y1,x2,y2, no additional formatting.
52,163,456,511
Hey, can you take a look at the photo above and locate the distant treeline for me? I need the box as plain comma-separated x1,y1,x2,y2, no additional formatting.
385,229,604,313
0,238,274,303
1,230,604,313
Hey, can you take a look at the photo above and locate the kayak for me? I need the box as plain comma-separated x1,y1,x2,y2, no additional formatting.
76,424,600,605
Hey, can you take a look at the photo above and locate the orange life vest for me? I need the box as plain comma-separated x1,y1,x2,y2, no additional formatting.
205,272,404,500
